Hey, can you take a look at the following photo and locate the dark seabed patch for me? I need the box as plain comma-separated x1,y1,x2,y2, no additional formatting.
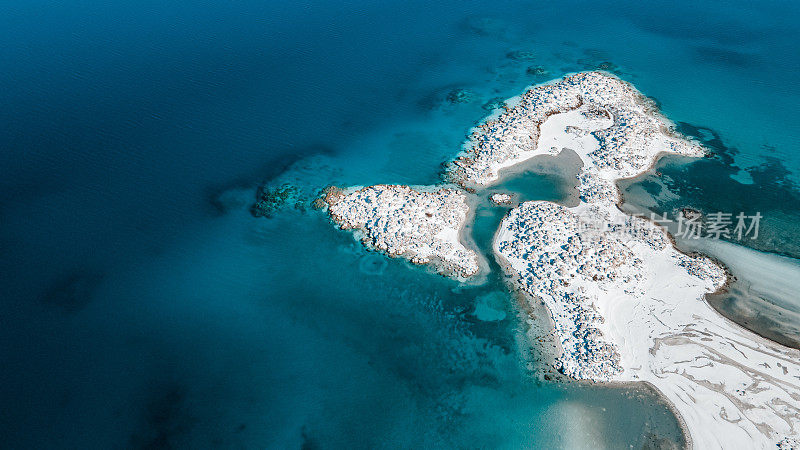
300,426,321,450
692,46,758,68
575,48,625,76
40,271,104,313
129,383,196,449
418,84,480,110
205,180,256,216
624,4,763,46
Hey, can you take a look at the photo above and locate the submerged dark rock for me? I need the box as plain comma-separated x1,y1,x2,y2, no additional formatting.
300,426,321,450
251,184,301,218
575,49,622,74
526,66,548,77
445,88,476,104
577,58,620,73
251,154,344,219
597,61,617,71
481,97,506,111
419,85,481,110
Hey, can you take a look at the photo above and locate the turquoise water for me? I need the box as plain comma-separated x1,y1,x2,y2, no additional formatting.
3,0,800,447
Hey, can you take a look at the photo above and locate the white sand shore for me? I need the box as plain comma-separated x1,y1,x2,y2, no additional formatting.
483,72,800,448
324,184,480,278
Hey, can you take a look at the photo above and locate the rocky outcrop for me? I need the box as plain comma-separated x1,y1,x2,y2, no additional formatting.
324,185,479,278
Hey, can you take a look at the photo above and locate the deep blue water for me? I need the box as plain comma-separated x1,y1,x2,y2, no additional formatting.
3,0,800,447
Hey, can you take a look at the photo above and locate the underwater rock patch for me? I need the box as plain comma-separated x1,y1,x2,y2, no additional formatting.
251,155,344,219
251,184,302,218
446,88,476,104
526,66,548,77
208,183,255,215
481,97,506,111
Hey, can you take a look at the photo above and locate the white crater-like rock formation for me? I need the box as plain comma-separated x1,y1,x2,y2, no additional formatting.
325,184,479,278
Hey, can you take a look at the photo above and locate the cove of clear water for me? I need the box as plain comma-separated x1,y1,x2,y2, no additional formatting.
3,0,800,447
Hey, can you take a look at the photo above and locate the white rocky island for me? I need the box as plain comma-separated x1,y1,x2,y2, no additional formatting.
478,72,800,449
319,72,800,448
324,185,479,278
